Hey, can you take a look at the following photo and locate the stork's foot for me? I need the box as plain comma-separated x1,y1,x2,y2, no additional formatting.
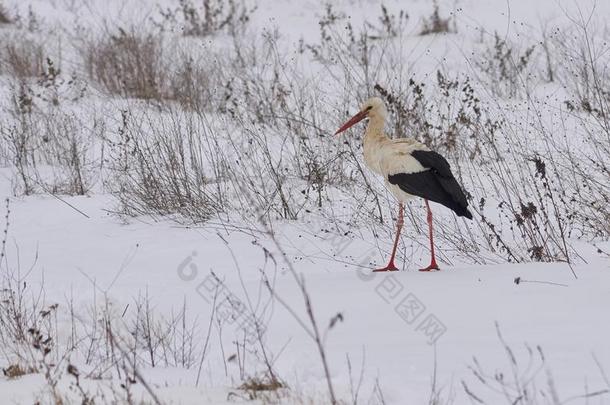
373,262,399,272
419,262,440,272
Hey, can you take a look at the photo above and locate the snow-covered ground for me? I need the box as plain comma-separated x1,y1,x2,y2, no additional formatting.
2,173,609,403
0,0,609,404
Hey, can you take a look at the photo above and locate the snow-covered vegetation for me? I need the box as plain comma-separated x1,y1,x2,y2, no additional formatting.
0,0,608,403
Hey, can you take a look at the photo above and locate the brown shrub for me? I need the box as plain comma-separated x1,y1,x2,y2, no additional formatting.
0,36,45,78
419,1,453,36
85,29,169,100
85,28,216,109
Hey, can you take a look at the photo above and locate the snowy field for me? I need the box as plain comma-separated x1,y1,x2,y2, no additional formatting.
0,0,609,404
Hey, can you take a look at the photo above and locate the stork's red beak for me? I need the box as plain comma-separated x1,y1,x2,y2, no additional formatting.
334,110,369,135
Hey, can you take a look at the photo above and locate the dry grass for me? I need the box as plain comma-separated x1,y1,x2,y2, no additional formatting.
107,108,221,222
0,36,45,78
462,324,610,404
3,363,36,379
84,28,217,109
0,103,99,196
155,0,255,37
237,375,285,400
169,54,216,110
419,1,453,36
475,32,536,99
85,28,170,100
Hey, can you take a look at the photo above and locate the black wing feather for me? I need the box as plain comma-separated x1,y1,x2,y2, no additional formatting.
388,150,473,219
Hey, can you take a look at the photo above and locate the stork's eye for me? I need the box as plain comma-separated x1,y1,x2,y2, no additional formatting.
366,106,373,111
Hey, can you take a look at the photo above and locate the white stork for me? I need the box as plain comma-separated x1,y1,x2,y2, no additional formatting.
335,97,472,272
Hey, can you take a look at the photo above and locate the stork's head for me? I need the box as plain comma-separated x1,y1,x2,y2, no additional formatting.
334,97,387,135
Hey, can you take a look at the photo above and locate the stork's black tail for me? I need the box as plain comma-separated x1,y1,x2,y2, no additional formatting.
388,150,473,219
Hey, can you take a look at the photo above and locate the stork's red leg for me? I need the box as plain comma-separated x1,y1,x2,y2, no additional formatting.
419,199,440,272
374,203,404,272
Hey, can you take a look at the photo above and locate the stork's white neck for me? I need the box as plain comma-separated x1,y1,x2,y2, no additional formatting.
364,115,388,145
362,114,389,175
